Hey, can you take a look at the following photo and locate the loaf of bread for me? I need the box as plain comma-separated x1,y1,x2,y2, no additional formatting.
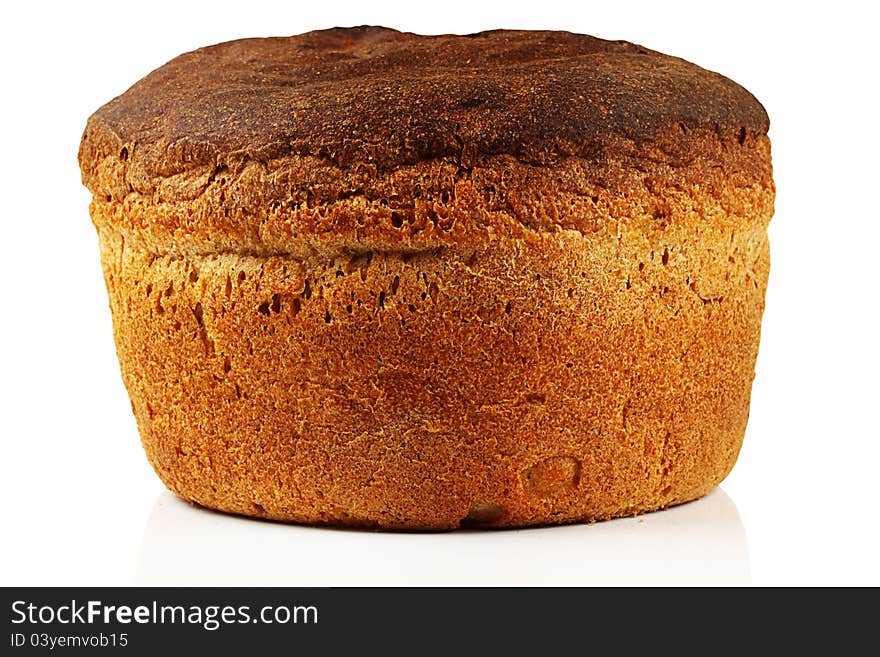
79,27,773,529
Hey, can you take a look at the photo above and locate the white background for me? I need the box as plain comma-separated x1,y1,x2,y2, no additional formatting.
1,0,878,586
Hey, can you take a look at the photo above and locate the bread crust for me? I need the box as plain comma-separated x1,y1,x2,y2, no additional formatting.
79,27,768,241
82,28,773,529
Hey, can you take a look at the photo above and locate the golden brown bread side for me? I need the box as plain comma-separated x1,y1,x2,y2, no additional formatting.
80,27,774,529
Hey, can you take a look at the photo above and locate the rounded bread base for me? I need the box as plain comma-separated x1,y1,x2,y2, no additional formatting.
96,152,770,529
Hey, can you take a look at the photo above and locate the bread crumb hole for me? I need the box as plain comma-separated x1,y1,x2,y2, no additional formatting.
462,502,504,526
522,456,581,496
192,302,204,327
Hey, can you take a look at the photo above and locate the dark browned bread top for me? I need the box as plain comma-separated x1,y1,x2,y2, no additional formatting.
80,26,768,187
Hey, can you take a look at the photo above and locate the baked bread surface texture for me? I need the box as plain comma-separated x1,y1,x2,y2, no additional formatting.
80,27,773,529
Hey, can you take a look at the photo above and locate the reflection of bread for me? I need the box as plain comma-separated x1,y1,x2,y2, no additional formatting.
79,27,773,529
